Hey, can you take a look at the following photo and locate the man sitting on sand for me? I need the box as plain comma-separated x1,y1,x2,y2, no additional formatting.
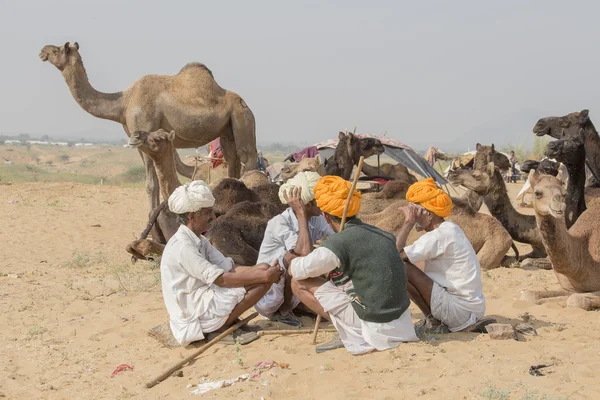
395,178,485,333
255,171,333,327
286,176,419,354
161,180,283,347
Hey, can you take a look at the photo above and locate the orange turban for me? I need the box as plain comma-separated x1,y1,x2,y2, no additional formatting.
314,176,362,218
406,178,452,217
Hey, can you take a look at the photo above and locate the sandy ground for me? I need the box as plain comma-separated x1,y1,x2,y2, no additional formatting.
1,181,599,400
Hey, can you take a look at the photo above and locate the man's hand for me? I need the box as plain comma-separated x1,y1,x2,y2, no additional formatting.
400,204,418,226
283,186,306,217
266,260,284,283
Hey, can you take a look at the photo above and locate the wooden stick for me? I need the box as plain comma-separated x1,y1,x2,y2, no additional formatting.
145,312,258,389
311,156,365,345
258,329,338,336
192,149,199,180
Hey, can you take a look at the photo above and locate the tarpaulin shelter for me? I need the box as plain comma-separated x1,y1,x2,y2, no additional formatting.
313,134,448,185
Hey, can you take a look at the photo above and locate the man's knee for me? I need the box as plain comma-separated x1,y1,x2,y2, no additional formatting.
290,278,304,295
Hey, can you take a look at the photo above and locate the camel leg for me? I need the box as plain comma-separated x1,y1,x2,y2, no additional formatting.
231,97,258,172
126,239,165,263
136,149,163,241
477,236,511,270
566,291,600,311
520,289,571,304
221,133,242,178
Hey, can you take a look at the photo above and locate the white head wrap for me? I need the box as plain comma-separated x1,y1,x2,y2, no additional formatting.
278,171,321,205
168,180,215,214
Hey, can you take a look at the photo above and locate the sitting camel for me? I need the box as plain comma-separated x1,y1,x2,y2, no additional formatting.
206,201,281,265
278,156,325,182
240,170,287,214
520,171,600,310
359,198,516,270
533,109,600,188
126,129,282,263
324,132,385,180
447,163,550,267
361,162,417,184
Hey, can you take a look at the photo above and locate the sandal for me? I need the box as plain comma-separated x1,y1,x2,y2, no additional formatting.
206,328,259,345
271,311,302,328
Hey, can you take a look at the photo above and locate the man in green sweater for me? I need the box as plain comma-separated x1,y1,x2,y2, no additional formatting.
284,176,418,354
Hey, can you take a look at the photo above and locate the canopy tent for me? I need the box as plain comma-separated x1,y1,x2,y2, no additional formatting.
313,134,448,185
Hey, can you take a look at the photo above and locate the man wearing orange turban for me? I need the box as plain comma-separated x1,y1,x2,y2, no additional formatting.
396,178,486,334
282,175,418,355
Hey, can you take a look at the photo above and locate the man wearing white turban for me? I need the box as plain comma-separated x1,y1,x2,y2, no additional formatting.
254,171,334,327
161,180,283,347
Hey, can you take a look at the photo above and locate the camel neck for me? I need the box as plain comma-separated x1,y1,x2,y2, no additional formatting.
154,148,182,202
61,60,124,123
563,161,586,229
483,170,528,230
582,124,600,181
536,213,576,276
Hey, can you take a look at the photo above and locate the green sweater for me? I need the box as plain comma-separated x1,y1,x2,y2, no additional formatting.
321,219,410,323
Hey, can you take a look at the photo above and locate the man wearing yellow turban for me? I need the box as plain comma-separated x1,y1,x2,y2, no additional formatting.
396,178,486,333
254,172,334,327
283,175,419,355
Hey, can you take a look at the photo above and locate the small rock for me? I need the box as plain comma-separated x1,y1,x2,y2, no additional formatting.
7,274,19,279
485,323,517,340
90,224,102,228
172,370,183,378
515,323,538,336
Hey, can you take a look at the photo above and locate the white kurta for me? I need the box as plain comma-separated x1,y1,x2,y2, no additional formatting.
160,225,244,346
254,208,334,317
404,221,485,331
291,247,418,354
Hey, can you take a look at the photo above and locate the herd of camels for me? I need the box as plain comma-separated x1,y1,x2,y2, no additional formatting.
39,42,600,311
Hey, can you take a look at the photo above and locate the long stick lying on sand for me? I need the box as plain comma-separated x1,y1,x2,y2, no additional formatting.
145,312,258,389
311,155,365,345
258,328,338,336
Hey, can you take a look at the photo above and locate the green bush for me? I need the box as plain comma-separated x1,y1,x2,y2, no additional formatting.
109,166,146,185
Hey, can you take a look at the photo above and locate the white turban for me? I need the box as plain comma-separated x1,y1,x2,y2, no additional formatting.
168,180,215,214
279,171,321,205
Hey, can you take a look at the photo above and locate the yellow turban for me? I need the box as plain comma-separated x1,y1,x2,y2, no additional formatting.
314,176,361,218
406,178,453,217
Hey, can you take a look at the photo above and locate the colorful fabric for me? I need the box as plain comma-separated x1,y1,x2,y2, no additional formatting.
209,138,224,168
314,176,361,218
406,178,452,217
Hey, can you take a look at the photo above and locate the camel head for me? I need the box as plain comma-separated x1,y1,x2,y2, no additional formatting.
338,132,385,163
39,42,81,71
474,143,510,171
128,129,176,159
530,170,566,218
447,162,495,195
533,109,591,139
545,130,585,166
279,156,325,182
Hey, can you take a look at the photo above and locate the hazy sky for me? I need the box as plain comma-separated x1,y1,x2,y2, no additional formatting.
1,0,599,151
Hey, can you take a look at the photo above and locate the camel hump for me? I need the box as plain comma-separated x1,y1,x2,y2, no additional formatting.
178,62,213,77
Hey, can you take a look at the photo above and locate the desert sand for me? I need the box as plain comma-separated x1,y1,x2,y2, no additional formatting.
1,177,599,399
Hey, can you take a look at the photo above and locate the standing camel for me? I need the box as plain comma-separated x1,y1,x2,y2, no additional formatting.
39,42,258,221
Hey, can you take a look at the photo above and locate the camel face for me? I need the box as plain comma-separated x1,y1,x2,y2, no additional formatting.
352,135,385,158
39,42,80,71
533,110,589,139
447,167,492,195
129,129,175,159
545,131,585,165
530,173,566,218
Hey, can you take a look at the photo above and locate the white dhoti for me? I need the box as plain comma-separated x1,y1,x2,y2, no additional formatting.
314,281,418,355
254,273,301,317
170,285,246,346
430,282,484,332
